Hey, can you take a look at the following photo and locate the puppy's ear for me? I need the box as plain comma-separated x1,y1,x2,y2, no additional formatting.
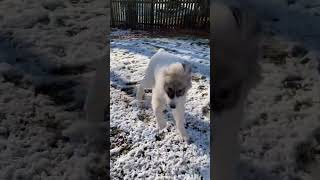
182,62,192,74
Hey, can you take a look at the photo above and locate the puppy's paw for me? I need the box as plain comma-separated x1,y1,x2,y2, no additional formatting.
138,101,146,108
131,99,145,108
179,131,190,142
180,134,190,143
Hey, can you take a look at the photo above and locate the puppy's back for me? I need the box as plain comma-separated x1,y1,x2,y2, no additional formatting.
141,49,186,88
149,49,185,70
147,49,185,76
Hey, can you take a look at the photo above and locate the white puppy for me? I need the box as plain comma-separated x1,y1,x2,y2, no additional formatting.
136,49,192,141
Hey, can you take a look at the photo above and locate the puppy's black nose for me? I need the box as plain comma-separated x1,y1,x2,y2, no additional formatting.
170,104,176,109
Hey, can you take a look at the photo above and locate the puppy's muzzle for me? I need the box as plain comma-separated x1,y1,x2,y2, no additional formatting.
169,103,176,109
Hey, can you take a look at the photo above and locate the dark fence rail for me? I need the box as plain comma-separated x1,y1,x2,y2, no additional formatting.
111,0,209,32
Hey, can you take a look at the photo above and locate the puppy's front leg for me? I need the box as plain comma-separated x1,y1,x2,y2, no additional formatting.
136,84,145,108
151,91,166,130
172,104,189,141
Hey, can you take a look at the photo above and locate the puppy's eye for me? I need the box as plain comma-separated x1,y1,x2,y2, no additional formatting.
166,88,174,99
176,89,184,97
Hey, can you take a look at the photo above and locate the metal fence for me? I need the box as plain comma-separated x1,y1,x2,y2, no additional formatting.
111,0,209,31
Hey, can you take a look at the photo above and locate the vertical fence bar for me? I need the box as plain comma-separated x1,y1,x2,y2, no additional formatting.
165,0,169,28
138,1,143,28
178,0,183,28
187,0,192,27
173,0,178,29
120,0,122,26
149,0,151,29
168,0,172,28
191,1,197,29
155,0,159,29
122,0,125,28
143,0,146,29
146,0,149,29
196,1,202,29
119,0,122,26
111,1,114,27
137,0,139,28
134,0,137,29
182,0,186,28
151,0,154,29
111,1,113,27
117,0,120,26
159,0,163,29
113,1,117,27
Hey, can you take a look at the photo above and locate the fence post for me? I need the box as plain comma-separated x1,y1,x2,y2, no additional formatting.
151,0,154,30
133,0,138,29
126,0,131,28
111,1,114,27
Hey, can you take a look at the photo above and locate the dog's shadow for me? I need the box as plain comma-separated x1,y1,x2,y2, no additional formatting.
110,71,137,96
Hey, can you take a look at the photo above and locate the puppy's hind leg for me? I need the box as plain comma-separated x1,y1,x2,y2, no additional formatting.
172,104,189,141
136,80,146,108
151,91,167,130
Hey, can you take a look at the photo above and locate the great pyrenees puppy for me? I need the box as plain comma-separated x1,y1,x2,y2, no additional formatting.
136,49,192,141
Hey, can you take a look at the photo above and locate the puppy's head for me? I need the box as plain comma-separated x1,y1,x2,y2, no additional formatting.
162,62,192,109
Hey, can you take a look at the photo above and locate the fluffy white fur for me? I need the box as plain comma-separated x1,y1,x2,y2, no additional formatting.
137,49,192,141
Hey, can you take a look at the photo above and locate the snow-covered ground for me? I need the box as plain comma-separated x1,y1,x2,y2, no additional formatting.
240,35,320,179
110,29,210,179
237,1,320,179
0,0,108,179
